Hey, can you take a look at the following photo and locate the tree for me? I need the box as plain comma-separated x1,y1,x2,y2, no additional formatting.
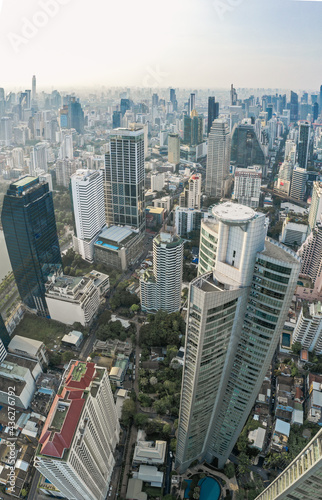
237,452,251,476
224,462,236,479
130,304,140,313
150,376,158,386
291,341,302,355
121,399,136,426
170,438,177,453
134,413,149,427
162,423,172,438
62,351,75,363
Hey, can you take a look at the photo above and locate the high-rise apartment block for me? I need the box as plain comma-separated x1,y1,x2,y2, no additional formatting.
234,166,262,208
140,232,183,314
205,120,231,198
255,427,322,500
298,221,322,289
71,169,106,262
35,360,120,500
151,173,165,193
292,302,322,354
176,203,300,472
309,182,322,230
180,173,202,210
105,126,145,233
1,176,62,315
290,166,307,201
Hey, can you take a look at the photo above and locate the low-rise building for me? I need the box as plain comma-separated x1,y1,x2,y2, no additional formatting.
61,330,83,349
94,226,144,271
133,465,164,488
248,427,266,452
46,274,100,327
280,220,308,247
133,440,167,466
271,419,291,452
8,335,48,367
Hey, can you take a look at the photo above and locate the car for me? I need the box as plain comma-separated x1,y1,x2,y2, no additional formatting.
169,451,173,458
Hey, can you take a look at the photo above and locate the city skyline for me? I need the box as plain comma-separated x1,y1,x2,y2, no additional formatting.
0,0,321,89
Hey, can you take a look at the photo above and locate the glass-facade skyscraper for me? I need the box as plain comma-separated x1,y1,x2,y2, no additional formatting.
230,124,265,168
176,203,301,472
104,126,145,233
1,176,62,315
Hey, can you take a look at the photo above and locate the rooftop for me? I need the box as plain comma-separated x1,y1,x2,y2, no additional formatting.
12,176,37,188
261,238,301,265
213,202,255,223
98,225,134,244
9,335,43,355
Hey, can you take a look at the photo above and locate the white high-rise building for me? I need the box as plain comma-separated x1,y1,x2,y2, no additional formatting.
0,117,12,146
180,173,202,210
151,173,165,193
140,232,183,314
32,75,37,101
35,360,120,500
298,221,322,290
176,203,300,472
168,133,180,165
59,131,74,160
205,120,231,198
30,143,48,174
285,139,297,162
234,166,262,208
71,169,106,262
290,166,307,201
292,302,322,354
309,181,322,231
255,427,322,500
12,148,24,168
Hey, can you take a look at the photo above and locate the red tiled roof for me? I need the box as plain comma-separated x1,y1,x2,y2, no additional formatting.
38,361,97,459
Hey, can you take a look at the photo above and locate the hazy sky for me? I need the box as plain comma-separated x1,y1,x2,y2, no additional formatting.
0,0,321,91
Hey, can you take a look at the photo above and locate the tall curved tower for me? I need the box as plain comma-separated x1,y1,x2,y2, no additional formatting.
176,202,301,472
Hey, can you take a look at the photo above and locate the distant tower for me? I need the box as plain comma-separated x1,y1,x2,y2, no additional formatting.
290,166,307,201
309,181,322,230
290,91,299,122
32,75,37,101
179,173,202,209
140,232,183,314
1,176,62,315
207,97,219,135
189,93,196,115
168,133,180,166
71,170,106,262
170,88,177,112
205,119,231,198
230,84,238,105
297,121,310,169
112,111,121,129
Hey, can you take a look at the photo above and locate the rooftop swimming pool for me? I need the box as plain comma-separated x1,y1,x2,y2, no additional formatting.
184,476,221,500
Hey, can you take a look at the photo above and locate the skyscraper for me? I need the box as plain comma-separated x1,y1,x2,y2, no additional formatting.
297,121,310,169
319,85,322,114
234,166,262,208
104,125,145,232
0,313,10,352
183,113,203,147
230,124,265,168
176,203,300,472
207,97,219,135
70,98,84,134
179,173,202,209
32,75,36,102
140,232,183,314
1,176,62,315
170,88,177,112
290,91,299,122
120,98,131,117
255,427,322,500
230,84,238,105
290,166,307,201
309,182,322,230
71,170,106,262
35,360,120,500
205,119,231,198
168,133,180,165
112,111,121,129
188,93,196,115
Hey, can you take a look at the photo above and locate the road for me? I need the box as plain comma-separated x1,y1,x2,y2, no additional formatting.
164,448,173,495
28,468,40,499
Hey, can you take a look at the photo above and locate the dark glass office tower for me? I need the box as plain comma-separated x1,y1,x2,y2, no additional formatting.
230,124,265,168
70,97,84,134
313,102,319,122
112,111,122,129
207,97,219,135
0,313,10,349
120,98,131,117
290,91,299,122
1,176,62,315
298,121,310,169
